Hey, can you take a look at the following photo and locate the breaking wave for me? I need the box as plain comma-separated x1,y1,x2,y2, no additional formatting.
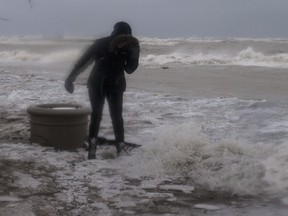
0,50,41,62
1,35,288,69
140,47,288,68
0,49,81,63
128,123,288,197
140,36,288,45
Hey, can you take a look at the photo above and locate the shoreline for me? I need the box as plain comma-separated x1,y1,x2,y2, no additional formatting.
127,65,288,103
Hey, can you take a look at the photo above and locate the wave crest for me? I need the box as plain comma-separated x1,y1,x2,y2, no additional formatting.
128,123,288,196
141,47,288,68
0,49,80,63
0,50,41,62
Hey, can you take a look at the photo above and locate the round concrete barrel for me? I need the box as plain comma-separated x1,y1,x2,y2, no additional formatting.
27,103,91,150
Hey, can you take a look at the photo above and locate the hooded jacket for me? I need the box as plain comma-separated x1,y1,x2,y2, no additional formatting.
67,22,140,96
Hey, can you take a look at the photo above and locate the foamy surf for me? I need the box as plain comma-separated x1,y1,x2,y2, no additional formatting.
140,47,288,68
1,36,288,69
0,50,41,62
0,49,81,63
125,123,288,197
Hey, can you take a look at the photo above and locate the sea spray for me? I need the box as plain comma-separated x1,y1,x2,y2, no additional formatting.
0,50,41,62
261,143,288,195
0,49,81,63
128,122,288,196
2,36,288,69
234,47,288,67
140,47,288,68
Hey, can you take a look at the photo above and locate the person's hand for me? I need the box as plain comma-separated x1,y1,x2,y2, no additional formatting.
109,35,138,53
116,40,130,49
65,78,74,93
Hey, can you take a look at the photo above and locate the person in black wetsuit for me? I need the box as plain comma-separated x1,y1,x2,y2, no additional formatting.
64,22,140,159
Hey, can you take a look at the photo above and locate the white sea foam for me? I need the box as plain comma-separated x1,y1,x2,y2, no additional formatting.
0,35,92,45
233,47,288,67
194,204,224,211
139,37,182,46
140,52,228,66
1,36,288,69
126,122,288,196
0,49,81,63
140,36,288,46
139,36,288,45
0,36,43,44
13,172,42,189
140,47,288,68
0,50,41,62
0,35,63,45
40,49,81,63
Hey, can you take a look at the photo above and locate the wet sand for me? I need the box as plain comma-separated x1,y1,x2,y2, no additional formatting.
127,65,288,102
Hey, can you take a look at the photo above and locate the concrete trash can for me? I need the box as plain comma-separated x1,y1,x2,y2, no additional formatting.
27,103,91,150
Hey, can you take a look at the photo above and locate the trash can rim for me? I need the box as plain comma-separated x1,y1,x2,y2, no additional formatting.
27,103,91,116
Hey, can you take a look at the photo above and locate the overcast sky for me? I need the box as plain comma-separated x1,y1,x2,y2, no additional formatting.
1,0,288,38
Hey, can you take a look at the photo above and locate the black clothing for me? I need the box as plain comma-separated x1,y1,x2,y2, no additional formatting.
66,22,140,143
68,35,140,97
111,21,132,36
88,88,124,142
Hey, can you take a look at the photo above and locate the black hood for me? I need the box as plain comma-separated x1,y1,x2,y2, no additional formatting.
111,22,132,37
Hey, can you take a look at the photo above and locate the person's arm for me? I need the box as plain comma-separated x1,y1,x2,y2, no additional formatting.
65,42,97,93
124,39,140,74
109,35,140,74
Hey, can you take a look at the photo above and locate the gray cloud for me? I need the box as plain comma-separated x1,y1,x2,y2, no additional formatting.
1,0,288,38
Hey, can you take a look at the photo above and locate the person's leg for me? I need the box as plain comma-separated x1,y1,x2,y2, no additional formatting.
88,89,105,139
88,88,105,159
107,92,125,153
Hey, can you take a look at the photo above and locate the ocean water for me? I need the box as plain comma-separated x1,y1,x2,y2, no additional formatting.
1,36,288,215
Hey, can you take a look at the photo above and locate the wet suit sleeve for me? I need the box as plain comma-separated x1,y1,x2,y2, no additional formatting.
66,41,99,82
124,40,140,74
110,35,140,74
